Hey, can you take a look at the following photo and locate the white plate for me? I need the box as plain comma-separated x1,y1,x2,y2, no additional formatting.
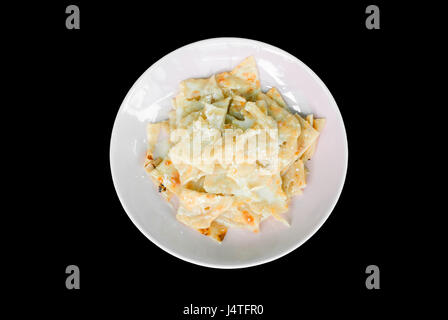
110,38,348,269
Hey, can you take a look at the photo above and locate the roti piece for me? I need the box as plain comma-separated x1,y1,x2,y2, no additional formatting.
184,175,206,192
228,114,255,130
178,188,233,215
176,189,233,229
228,95,246,119
212,96,231,110
144,121,170,173
266,87,287,108
216,58,260,99
150,157,181,195
230,56,260,89
249,200,289,226
281,159,306,198
179,75,224,103
204,103,227,130
313,118,326,131
177,110,202,129
256,97,301,171
255,99,268,115
256,92,287,120
174,96,204,125
216,199,261,233
168,109,177,133
197,220,228,242
175,163,205,185
301,117,326,161
294,114,320,160
276,112,300,171
244,102,277,131
203,173,240,195
176,206,220,230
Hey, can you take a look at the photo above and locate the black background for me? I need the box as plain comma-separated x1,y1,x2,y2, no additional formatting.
7,0,428,317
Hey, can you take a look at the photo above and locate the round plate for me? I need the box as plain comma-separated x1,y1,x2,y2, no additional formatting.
110,37,348,268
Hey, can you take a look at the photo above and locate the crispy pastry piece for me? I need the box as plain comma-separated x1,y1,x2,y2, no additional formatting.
197,221,228,242
266,87,287,108
281,159,306,198
216,56,261,99
150,157,181,196
230,56,260,89
179,75,224,103
215,199,262,233
301,116,326,161
176,189,234,229
249,200,289,226
144,121,170,173
294,114,320,160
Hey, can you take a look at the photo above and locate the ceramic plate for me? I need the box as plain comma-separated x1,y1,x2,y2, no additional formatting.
110,37,348,268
